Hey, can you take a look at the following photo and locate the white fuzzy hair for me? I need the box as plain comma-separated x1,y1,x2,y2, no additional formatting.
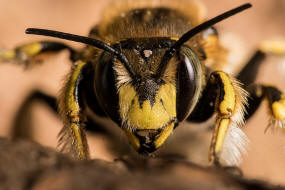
219,77,249,166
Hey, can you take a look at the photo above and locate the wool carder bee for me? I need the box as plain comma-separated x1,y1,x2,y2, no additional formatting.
1,0,285,167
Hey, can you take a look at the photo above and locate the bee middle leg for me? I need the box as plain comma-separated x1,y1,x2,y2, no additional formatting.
11,90,58,139
0,41,77,67
188,71,249,166
237,41,285,130
244,85,285,131
11,89,110,140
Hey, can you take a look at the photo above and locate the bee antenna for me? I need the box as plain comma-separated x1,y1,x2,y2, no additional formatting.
156,3,252,79
25,28,136,77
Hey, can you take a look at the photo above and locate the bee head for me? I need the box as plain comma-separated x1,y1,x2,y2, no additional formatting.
94,37,202,153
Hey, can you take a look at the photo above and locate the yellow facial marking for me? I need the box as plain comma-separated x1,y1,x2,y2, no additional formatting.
118,83,176,130
272,99,285,120
19,42,42,56
215,119,230,153
154,122,175,148
216,72,236,116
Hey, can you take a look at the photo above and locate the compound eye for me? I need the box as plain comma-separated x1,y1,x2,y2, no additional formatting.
94,52,121,124
176,47,202,121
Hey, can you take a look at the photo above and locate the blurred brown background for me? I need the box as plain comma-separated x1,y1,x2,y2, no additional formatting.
0,0,284,186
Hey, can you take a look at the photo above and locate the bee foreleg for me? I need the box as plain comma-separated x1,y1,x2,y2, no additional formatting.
58,60,89,160
207,71,249,166
0,41,76,68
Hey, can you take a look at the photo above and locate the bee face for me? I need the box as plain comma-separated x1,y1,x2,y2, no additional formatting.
118,80,177,152
94,38,202,153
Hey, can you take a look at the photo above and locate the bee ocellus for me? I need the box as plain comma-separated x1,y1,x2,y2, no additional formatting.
1,0,285,167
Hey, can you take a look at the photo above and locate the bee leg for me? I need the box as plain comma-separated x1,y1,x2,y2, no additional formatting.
189,71,249,166
237,39,285,85
11,90,58,139
236,50,265,85
12,89,110,143
236,40,285,130
0,41,76,67
244,84,285,131
58,60,90,160
196,71,249,166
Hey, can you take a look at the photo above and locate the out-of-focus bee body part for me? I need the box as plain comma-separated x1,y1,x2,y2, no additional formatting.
1,1,285,167
0,41,76,68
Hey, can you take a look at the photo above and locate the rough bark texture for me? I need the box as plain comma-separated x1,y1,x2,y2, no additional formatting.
0,138,283,190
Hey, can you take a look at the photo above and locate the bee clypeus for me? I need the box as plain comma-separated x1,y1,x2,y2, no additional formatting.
1,0,285,167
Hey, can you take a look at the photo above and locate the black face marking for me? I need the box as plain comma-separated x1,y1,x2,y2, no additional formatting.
134,78,163,108
113,38,177,74
114,38,176,109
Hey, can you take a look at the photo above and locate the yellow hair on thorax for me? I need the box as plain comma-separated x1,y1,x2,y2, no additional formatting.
101,0,206,27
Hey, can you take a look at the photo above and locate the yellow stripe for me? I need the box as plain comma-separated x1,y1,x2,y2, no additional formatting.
260,40,285,55
217,72,236,116
19,42,42,56
154,122,174,148
272,99,285,120
66,61,86,119
0,50,16,59
65,61,87,159
215,119,230,153
170,37,179,41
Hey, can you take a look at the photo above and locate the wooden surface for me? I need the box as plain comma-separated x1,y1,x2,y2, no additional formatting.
0,137,284,190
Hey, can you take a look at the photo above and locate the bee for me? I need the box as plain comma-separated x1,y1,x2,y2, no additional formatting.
1,0,285,167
